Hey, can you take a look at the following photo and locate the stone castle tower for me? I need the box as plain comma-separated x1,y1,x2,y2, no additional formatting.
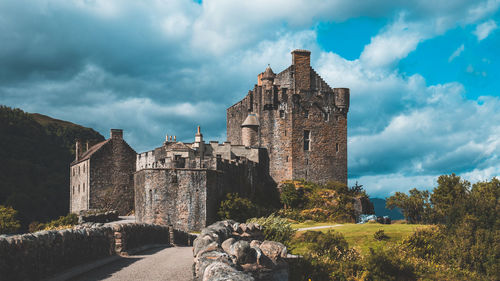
227,50,349,184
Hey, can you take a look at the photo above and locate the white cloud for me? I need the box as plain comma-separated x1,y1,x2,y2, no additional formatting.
448,44,465,62
473,20,498,41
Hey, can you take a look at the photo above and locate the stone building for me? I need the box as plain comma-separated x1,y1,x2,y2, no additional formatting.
71,49,350,231
134,127,275,231
227,49,350,184
70,129,136,215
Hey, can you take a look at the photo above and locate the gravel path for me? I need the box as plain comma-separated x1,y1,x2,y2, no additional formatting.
70,246,193,281
297,224,343,231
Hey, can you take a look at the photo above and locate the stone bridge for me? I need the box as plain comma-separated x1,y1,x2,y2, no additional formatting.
0,221,289,281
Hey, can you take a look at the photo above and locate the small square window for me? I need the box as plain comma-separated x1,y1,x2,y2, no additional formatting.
304,109,309,118
279,110,285,118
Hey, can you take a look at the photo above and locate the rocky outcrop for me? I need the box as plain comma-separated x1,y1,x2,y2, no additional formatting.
193,221,288,281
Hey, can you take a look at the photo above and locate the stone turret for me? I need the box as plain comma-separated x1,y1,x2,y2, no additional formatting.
241,113,259,147
334,88,350,114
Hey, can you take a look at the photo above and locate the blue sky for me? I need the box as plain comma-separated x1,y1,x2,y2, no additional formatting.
1,0,500,197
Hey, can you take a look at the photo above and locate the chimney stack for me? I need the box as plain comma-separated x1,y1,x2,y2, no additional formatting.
110,129,123,140
291,49,311,91
75,139,82,161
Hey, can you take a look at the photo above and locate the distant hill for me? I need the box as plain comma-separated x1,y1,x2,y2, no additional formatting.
0,106,104,231
370,198,404,220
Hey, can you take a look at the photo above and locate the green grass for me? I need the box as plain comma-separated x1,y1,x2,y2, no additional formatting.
290,222,431,256
291,221,338,229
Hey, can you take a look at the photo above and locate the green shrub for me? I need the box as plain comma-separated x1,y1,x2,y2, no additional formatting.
218,193,257,222
280,183,305,209
373,229,389,241
298,230,322,243
309,230,350,261
363,247,416,281
247,214,296,246
29,213,78,232
0,205,21,234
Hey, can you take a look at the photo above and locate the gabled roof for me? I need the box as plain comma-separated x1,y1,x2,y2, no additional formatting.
71,139,110,165
166,141,192,151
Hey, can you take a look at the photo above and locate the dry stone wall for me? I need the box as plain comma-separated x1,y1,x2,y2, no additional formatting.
0,223,194,281
193,220,289,281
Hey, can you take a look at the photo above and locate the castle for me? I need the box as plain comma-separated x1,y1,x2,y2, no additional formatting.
69,50,350,231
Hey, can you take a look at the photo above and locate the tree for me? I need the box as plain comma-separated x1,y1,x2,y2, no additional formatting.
0,205,21,234
218,193,257,222
279,183,304,209
386,188,432,224
431,174,470,224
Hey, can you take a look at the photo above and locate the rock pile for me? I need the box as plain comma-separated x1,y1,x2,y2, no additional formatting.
193,220,288,281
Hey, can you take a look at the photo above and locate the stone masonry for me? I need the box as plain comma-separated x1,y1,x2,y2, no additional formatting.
227,50,349,184
70,129,136,215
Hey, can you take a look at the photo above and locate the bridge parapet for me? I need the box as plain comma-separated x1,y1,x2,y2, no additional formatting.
0,223,195,280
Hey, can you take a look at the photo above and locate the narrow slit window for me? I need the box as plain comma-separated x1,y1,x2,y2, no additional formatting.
336,143,339,152
304,109,309,118
304,130,311,151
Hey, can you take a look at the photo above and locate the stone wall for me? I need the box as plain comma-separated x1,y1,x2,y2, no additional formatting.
193,220,288,281
89,137,136,215
0,223,193,280
70,159,90,213
134,169,209,232
0,227,115,281
135,158,277,232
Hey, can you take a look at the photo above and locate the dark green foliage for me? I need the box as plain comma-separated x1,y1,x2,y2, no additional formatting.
218,193,258,222
386,188,433,224
290,230,363,280
0,205,21,234
247,214,296,246
373,229,389,241
279,183,304,209
397,176,500,279
278,180,373,223
309,230,350,261
0,106,104,231
363,247,416,281
431,173,470,225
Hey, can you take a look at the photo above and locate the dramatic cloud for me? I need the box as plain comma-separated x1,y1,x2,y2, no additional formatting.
1,0,500,196
473,20,498,40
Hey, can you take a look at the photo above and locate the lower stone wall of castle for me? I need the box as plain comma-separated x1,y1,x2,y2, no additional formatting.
134,169,208,232
0,223,194,280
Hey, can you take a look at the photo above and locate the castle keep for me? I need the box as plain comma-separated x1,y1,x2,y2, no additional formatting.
227,49,349,184
70,50,349,231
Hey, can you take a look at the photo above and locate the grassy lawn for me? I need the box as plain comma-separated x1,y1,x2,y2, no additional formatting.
290,221,339,229
290,222,431,256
